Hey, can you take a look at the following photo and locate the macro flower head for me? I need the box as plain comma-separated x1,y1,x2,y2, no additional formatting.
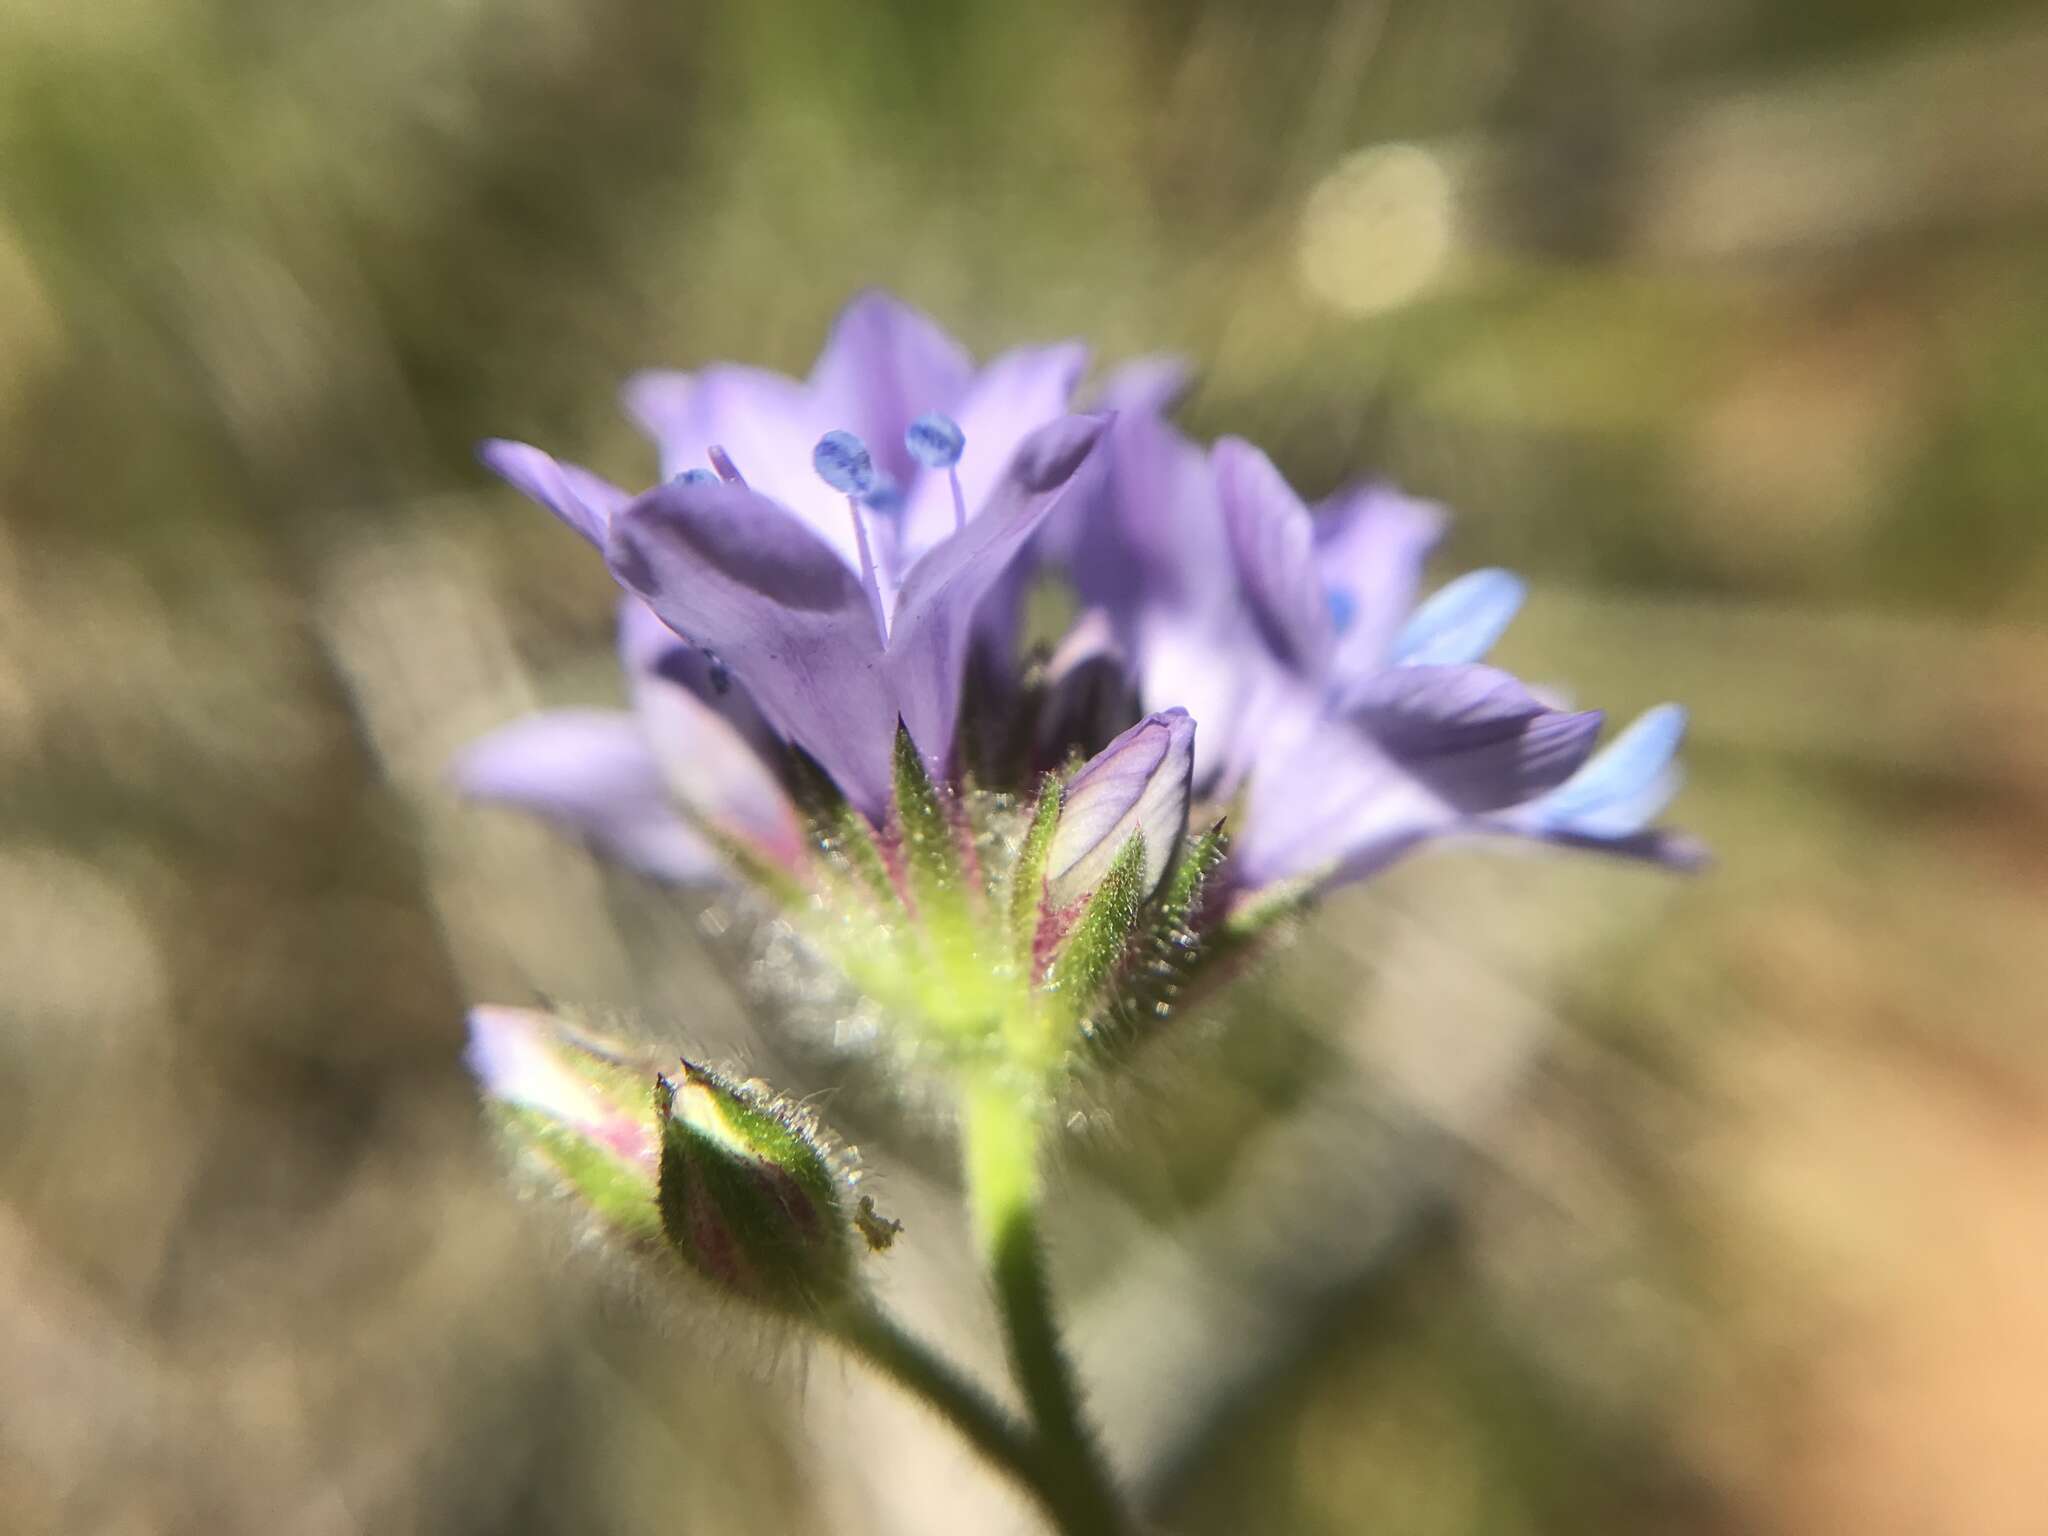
473,292,1115,827
460,290,1697,1092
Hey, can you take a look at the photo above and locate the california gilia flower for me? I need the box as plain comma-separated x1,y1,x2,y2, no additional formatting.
458,289,1696,1201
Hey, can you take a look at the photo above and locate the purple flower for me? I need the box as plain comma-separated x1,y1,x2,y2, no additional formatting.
476,293,1110,825
625,293,1091,586
606,411,1105,821
1074,418,1698,908
456,596,808,884
462,288,1695,925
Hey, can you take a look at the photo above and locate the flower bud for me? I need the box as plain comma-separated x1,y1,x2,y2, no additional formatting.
1044,708,1195,909
465,1006,665,1249
656,1060,858,1312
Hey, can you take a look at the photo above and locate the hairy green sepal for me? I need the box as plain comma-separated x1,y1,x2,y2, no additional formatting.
1042,831,1148,1031
1008,775,1062,972
656,1062,856,1313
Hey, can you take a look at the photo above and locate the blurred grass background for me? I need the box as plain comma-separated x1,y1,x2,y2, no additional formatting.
4,0,2047,1531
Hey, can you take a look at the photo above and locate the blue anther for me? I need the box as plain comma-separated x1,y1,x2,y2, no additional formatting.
862,474,906,515
671,467,718,487
1325,588,1358,635
905,412,965,469
813,430,877,495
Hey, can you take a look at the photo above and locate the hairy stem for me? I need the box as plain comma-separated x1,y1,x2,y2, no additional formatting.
829,1301,1053,1503
962,1080,1131,1536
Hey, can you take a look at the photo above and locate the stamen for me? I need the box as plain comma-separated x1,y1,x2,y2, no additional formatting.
700,647,732,696
707,446,747,486
906,412,967,532
812,430,876,495
1325,588,1357,635
672,467,718,487
813,430,889,639
862,474,905,516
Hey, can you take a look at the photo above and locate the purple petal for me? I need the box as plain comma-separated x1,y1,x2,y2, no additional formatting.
1316,483,1447,683
1088,353,1195,416
1348,664,1603,812
808,290,976,491
899,343,1090,565
606,479,896,821
465,1007,660,1175
888,414,1109,775
1067,421,1289,793
468,1005,603,1118
1075,417,1289,792
1134,608,1283,797
1034,610,1139,769
622,365,860,570
454,709,721,883
1046,708,1195,906
616,597,780,759
619,368,700,459
1213,437,1331,673
623,366,807,479
1052,409,1225,624
479,439,631,549
940,346,1099,659
1237,681,1684,900
1114,416,1235,600
616,600,805,868
1235,702,1448,891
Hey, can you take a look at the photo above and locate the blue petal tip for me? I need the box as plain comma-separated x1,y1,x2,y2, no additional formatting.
1395,568,1527,667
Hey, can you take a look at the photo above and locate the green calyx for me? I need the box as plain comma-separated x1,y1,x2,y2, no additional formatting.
1008,774,1062,972
1041,831,1148,1030
1092,822,1231,1053
771,730,1221,1095
893,725,976,945
656,1061,861,1313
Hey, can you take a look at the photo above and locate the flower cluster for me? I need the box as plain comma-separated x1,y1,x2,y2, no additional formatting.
457,291,1694,1287
455,291,1697,1528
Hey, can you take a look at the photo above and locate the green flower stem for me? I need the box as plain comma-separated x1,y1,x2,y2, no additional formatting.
829,1300,1054,1505
962,1079,1131,1536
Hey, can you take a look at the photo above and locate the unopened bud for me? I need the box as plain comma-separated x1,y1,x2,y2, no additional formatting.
656,1060,861,1312
465,1006,665,1249
1044,708,1195,909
